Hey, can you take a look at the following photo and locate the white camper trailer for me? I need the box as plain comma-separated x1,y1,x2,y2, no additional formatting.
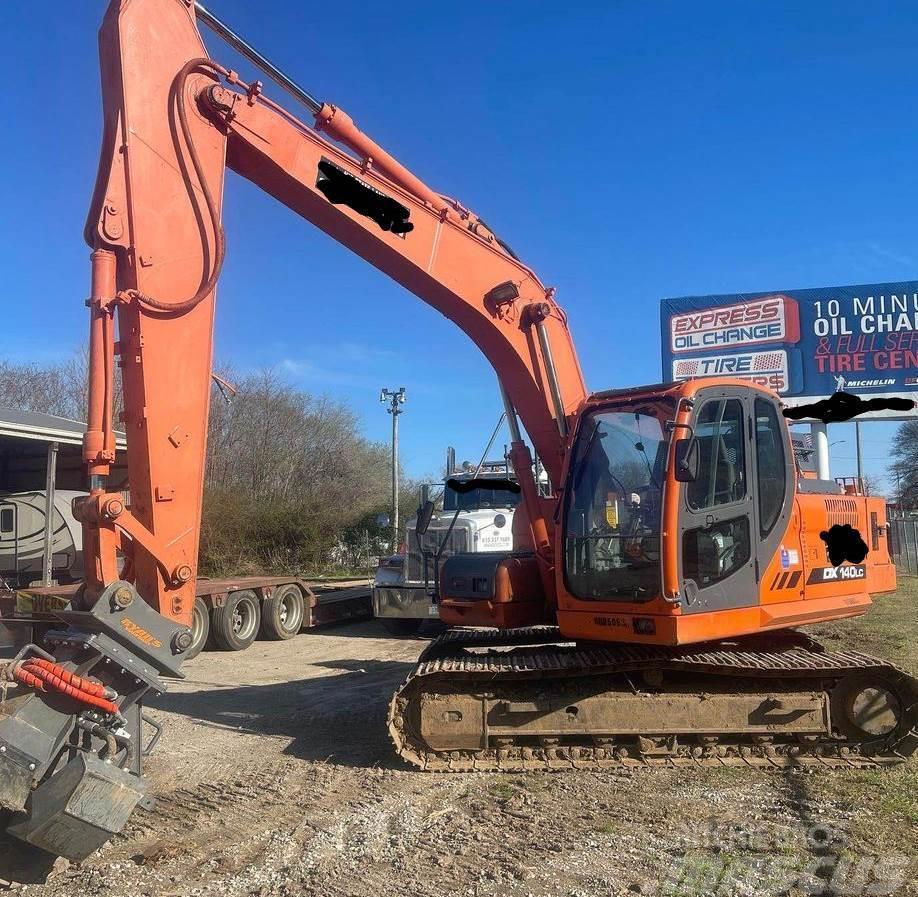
0,490,85,587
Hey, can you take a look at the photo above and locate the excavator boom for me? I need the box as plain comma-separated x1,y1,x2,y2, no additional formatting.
81,0,586,630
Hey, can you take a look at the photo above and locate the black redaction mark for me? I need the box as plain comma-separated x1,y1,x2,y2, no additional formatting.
783,391,914,424
447,477,521,494
316,160,414,234
820,523,869,567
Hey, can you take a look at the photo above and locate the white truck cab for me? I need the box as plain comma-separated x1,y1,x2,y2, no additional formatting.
373,456,521,634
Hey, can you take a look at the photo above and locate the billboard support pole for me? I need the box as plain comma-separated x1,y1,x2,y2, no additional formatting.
811,422,830,481
855,421,864,489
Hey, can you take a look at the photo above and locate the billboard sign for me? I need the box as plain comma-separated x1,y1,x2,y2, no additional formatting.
661,282,918,419
669,295,800,354
672,349,797,394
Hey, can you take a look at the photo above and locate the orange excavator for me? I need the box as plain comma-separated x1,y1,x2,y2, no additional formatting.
1,0,915,860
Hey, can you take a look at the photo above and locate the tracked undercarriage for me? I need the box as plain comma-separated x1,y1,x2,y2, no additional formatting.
389,627,918,770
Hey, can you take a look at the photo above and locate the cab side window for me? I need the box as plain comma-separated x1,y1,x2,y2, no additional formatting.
686,399,746,511
754,399,786,536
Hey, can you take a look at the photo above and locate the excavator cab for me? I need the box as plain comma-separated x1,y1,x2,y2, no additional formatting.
556,377,896,645
563,380,767,617
441,377,893,647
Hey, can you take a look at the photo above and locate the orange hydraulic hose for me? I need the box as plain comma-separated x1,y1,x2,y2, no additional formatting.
23,658,111,698
11,665,44,691
15,663,122,718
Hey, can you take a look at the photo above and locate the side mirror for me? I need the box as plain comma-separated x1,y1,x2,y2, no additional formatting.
674,437,699,482
416,500,435,536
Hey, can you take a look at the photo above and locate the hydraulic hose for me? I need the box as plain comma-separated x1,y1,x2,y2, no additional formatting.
23,657,115,699
10,660,122,719
119,57,229,315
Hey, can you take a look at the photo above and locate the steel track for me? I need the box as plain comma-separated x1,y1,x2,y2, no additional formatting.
389,628,918,771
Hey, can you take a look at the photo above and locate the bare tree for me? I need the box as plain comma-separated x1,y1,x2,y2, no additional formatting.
201,368,399,575
0,353,403,576
889,421,918,509
0,357,85,420
0,350,121,424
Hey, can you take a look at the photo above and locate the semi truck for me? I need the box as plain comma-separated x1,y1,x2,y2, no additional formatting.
373,448,523,633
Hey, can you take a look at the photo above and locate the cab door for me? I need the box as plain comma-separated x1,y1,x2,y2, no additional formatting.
748,395,795,595
678,388,758,614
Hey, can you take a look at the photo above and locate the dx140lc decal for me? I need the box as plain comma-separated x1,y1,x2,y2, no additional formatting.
806,565,866,584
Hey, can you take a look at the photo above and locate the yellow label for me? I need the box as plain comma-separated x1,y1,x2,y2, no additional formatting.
15,592,71,614
120,617,163,649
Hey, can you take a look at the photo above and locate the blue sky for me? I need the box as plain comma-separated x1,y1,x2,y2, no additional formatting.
3,1,916,486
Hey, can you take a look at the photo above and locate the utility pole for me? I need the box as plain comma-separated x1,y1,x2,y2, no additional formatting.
41,442,59,587
380,387,406,553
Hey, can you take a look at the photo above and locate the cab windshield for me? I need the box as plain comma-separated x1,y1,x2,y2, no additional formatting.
443,481,521,512
563,406,668,600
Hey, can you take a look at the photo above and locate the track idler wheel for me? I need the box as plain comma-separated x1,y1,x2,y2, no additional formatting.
830,670,918,756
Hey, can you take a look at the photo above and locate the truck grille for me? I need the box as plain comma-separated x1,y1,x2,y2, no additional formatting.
406,527,469,583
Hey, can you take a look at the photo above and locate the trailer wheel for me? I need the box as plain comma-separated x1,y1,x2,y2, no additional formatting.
185,597,210,660
211,589,261,651
260,584,305,640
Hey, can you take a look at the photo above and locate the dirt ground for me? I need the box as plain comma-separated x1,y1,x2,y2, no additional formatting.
3,581,918,897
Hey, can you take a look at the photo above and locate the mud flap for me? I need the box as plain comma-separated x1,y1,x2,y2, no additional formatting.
6,753,145,860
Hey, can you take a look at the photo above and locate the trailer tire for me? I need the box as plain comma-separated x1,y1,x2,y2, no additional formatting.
211,589,261,651
260,584,305,640
185,597,210,660
378,618,423,637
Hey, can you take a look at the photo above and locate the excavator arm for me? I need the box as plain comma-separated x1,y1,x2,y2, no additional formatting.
81,0,587,628
0,0,585,858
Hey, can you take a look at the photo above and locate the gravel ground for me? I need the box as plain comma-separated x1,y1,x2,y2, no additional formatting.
2,583,917,897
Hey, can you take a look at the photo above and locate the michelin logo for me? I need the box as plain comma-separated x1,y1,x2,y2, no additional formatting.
844,379,896,389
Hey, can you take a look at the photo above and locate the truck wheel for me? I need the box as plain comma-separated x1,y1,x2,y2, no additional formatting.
260,583,305,640
185,597,210,660
211,589,261,651
378,618,423,637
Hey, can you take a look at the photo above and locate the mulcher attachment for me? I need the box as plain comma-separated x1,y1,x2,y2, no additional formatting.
0,581,189,859
5,753,146,860
389,627,918,770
